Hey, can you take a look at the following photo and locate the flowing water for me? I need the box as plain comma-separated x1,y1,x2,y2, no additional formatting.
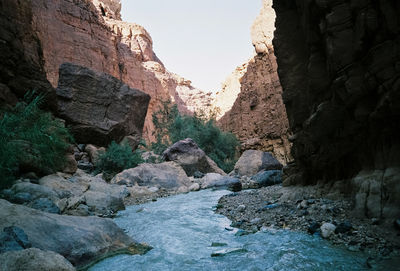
90,189,370,271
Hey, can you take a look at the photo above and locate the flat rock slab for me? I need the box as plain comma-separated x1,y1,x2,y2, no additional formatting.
0,199,151,269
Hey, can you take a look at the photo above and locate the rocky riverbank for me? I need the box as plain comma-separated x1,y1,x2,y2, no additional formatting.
215,184,400,265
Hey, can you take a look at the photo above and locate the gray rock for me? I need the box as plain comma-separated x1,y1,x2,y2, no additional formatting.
39,174,89,198
320,223,336,238
162,138,225,176
83,190,125,216
0,248,76,271
211,247,248,257
251,170,282,187
56,63,150,146
66,204,91,217
30,198,60,214
77,161,94,171
200,173,242,192
0,226,31,253
234,150,282,177
0,199,151,269
112,162,191,191
8,182,60,203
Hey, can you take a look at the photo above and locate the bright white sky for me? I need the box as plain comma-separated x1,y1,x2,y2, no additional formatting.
121,0,261,92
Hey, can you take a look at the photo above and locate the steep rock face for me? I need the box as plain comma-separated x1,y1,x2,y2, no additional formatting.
56,63,150,146
0,0,54,110
214,0,292,164
28,0,208,142
273,0,400,183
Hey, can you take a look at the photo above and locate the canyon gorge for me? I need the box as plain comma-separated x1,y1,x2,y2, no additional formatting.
0,0,399,270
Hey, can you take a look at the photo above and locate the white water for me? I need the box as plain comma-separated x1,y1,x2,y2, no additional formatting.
90,189,369,271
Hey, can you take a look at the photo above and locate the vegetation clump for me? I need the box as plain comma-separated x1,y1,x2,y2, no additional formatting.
94,141,144,180
151,100,239,172
0,93,73,188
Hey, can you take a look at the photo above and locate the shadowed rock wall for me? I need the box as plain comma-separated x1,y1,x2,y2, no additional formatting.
273,0,400,183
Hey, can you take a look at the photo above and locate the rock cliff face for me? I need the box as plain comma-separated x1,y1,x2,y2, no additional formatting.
273,0,400,218
0,0,210,142
214,0,292,164
273,0,400,182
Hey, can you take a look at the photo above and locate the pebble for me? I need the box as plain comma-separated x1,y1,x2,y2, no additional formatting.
320,223,336,238
237,204,246,212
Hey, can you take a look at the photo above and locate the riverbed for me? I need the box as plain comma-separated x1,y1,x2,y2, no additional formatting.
90,189,369,271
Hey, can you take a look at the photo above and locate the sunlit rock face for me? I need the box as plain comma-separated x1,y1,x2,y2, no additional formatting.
31,0,211,142
214,0,292,164
0,0,209,142
273,0,400,184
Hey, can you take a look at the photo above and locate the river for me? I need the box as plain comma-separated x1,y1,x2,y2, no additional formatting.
90,189,369,271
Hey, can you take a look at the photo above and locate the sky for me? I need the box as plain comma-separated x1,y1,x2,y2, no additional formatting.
120,0,261,92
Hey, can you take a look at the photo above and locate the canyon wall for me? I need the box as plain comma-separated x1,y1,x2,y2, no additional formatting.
273,0,400,218
214,0,292,164
0,0,211,143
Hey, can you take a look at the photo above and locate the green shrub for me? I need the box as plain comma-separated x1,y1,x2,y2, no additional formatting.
0,92,73,188
151,100,240,173
94,141,144,180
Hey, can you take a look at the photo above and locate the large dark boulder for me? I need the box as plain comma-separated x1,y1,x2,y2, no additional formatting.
0,199,151,269
56,63,150,146
162,138,225,176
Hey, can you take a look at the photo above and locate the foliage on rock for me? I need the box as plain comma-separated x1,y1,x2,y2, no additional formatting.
151,100,240,172
0,93,73,188
94,141,144,180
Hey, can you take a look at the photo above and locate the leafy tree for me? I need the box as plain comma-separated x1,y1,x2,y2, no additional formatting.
0,92,73,188
151,100,239,172
94,141,144,181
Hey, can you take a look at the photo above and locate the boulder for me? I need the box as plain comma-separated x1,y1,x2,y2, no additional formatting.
320,223,336,239
162,138,225,176
352,168,400,219
56,63,150,147
84,144,106,164
0,248,76,271
6,182,61,203
234,150,282,177
63,154,77,174
200,173,242,192
251,170,282,188
39,174,89,198
83,190,125,216
112,162,191,191
0,199,151,269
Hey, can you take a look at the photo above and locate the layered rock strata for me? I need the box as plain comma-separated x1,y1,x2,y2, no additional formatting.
214,0,292,164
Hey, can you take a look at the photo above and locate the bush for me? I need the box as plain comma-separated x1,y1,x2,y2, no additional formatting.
94,141,144,180
0,93,73,188
151,100,240,172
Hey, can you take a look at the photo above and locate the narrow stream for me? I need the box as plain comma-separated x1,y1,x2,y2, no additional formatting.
90,189,369,271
